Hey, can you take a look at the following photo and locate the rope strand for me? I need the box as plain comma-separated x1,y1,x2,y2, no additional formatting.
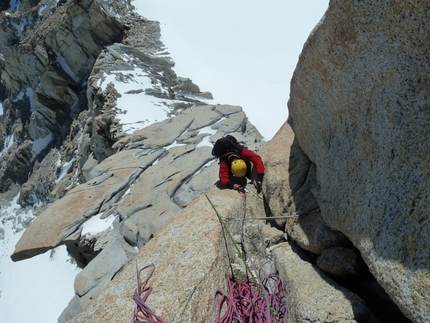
206,194,287,323
133,263,166,323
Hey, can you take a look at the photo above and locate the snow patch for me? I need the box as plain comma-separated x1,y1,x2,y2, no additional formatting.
165,140,186,151
12,87,34,111
98,69,183,134
54,50,81,83
38,4,48,15
0,194,80,323
9,0,18,11
56,158,75,184
5,134,14,149
9,18,28,37
196,125,217,148
81,213,117,238
32,133,53,161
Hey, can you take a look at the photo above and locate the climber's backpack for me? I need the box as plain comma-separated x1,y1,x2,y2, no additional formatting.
212,135,243,158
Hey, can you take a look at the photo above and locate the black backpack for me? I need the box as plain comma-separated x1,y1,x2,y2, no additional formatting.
212,135,243,158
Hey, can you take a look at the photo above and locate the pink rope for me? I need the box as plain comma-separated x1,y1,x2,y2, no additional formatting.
133,264,166,323
214,274,287,323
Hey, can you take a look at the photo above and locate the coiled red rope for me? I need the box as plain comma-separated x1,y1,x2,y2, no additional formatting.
133,195,287,323
133,264,166,323
214,273,287,323
205,193,287,323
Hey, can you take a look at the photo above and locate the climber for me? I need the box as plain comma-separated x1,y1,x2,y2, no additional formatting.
212,135,265,194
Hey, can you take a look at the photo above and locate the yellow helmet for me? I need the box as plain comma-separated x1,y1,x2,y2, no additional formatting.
231,159,247,177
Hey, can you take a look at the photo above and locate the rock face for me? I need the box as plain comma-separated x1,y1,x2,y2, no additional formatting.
66,187,242,323
1,0,265,320
1,1,426,323
271,242,369,323
259,123,351,255
0,0,126,195
0,0,222,201
288,0,430,322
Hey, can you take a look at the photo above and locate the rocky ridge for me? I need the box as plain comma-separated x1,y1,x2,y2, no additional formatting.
0,0,427,323
0,0,266,319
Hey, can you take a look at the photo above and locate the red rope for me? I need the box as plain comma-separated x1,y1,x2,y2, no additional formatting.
214,274,287,323
133,264,166,323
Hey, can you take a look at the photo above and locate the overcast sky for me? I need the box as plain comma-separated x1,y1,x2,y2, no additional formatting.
135,0,329,139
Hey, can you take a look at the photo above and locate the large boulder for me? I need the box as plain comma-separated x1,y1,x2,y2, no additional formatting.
288,0,430,321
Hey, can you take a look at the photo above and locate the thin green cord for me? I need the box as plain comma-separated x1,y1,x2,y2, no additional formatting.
205,194,281,323
205,194,254,279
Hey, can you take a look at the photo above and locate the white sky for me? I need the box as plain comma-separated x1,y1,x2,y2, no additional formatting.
0,2,328,322
134,0,329,140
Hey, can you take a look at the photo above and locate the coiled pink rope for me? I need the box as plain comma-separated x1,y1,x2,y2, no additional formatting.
133,264,166,323
214,273,287,323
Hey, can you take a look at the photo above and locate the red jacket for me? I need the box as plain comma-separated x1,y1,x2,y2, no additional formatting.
218,147,264,189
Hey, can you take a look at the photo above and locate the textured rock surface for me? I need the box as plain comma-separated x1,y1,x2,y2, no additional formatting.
67,187,243,323
1,1,425,322
317,246,364,280
288,0,430,321
73,230,136,309
286,210,351,255
11,149,155,261
272,242,369,323
259,123,350,254
5,1,265,319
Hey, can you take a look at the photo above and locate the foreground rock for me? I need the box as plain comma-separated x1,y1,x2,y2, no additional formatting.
65,185,370,323
288,0,430,321
67,187,242,323
271,242,369,323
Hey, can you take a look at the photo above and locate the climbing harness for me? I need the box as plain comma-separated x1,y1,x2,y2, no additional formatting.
132,263,165,323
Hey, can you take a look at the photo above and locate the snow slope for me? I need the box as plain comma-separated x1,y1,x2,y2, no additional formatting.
0,195,80,323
